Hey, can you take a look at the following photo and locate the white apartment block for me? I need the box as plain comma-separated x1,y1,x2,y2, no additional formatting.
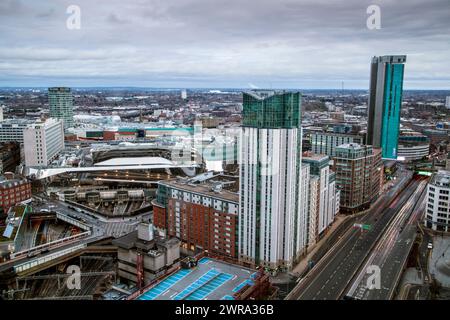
308,176,319,246
318,165,330,234
239,127,304,270
23,118,64,167
425,170,450,232
238,90,305,271
303,154,339,245
297,164,310,254
328,174,339,225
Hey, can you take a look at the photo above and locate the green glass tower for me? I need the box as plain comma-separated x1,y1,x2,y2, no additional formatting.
367,55,406,159
242,90,301,129
48,87,74,131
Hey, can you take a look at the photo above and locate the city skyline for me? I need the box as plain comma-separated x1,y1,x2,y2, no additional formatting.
0,0,449,305
1,0,449,89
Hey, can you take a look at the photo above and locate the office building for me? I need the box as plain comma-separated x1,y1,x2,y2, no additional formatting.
48,87,74,130
397,130,430,161
425,171,450,232
333,144,383,213
311,132,365,157
23,118,64,167
0,119,34,143
302,153,339,245
239,90,307,270
446,96,450,109
152,175,239,260
367,55,406,159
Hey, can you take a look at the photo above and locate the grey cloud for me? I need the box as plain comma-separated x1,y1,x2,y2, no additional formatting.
106,13,130,25
0,0,25,16
36,8,56,19
0,0,449,88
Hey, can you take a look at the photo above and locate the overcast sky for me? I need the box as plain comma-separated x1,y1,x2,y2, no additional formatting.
0,0,449,89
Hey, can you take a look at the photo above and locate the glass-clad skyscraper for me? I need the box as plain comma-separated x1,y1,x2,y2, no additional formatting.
48,87,74,131
367,55,406,159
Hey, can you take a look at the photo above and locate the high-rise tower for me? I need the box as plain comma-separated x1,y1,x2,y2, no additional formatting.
367,55,406,159
238,90,307,271
48,87,74,130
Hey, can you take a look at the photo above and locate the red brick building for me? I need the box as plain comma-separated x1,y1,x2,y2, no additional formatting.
103,130,117,141
0,179,32,214
152,178,239,260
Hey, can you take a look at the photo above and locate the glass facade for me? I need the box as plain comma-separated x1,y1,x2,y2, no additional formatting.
380,63,404,159
242,91,301,129
367,55,406,160
49,87,74,130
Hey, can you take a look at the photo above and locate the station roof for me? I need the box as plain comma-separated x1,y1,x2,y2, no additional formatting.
94,156,173,167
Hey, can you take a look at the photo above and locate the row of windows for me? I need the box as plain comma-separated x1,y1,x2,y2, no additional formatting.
429,186,450,194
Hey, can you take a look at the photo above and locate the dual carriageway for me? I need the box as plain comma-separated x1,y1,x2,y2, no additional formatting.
287,171,429,300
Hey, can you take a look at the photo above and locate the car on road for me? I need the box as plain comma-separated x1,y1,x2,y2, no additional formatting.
427,242,433,250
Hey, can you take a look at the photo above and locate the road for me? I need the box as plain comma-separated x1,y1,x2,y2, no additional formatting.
344,178,428,300
287,172,421,300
